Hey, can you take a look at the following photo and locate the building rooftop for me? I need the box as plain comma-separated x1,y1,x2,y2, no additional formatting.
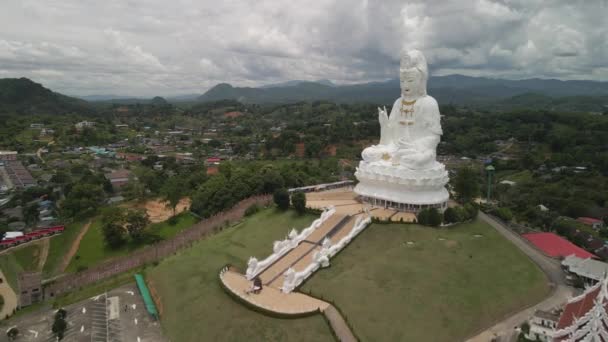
563,255,608,282
523,232,597,259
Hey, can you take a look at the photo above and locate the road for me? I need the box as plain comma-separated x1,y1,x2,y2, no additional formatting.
466,212,573,342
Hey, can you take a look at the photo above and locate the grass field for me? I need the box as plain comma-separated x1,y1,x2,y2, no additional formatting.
0,243,42,290
0,254,23,290
301,219,550,342
147,208,334,342
12,244,41,272
66,212,198,273
43,220,89,277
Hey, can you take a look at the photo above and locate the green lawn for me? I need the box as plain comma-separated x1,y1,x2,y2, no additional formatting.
43,220,89,277
66,212,199,273
301,219,550,342
12,244,41,272
0,254,23,291
148,212,198,239
0,244,42,290
147,208,334,342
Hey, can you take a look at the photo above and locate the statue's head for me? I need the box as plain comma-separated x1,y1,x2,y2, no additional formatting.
400,49,428,99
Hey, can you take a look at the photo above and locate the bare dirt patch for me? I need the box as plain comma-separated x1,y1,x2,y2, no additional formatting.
138,198,191,223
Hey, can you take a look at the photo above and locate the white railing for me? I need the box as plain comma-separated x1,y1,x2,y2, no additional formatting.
281,214,372,293
245,206,337,280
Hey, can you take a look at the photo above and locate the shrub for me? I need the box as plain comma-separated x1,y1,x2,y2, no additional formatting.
427,208,442,227
244,204,260,216
464,202,479,220
273,188,290,211
291,192,307,214
495,207,513,222
417,209,430,225
443,207,459,224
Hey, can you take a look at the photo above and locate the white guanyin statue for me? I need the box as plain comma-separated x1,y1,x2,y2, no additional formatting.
354,49,449,211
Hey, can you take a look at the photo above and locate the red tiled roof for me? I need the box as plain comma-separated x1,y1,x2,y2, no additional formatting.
578,217,603,225
523,232,597,259
556,285,601,330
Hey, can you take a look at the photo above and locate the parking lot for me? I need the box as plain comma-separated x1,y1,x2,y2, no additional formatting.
4,283,166,342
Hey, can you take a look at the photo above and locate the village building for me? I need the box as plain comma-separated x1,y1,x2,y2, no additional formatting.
18,272,42,308
75,120,96,130
526,310,560,342
104,169,133,191
562,255,608,286
0,151,18,161
577,217,605,230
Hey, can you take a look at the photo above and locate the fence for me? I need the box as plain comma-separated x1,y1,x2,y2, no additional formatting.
44,195,272,299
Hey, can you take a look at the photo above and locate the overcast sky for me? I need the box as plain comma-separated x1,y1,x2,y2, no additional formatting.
1,0,606,97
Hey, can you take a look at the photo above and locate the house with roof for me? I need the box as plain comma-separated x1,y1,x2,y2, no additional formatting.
562,255,608,286
526,309,560,342
577,217,605,230
104,169,133,191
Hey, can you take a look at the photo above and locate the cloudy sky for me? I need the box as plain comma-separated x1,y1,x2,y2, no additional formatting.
1,0,606,96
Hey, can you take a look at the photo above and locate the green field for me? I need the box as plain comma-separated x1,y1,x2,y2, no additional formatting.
147,208,334,342
0,243,42,290
43,220,89,277
301,219,550,342
12,244,41,272
0,254,23,291
66,212,199,273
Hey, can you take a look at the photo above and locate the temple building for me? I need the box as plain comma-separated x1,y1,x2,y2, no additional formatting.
552,273,608,341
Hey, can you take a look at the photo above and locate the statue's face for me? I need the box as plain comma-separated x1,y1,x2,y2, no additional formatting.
400,68,422,98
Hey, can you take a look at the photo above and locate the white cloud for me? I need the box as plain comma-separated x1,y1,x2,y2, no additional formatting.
0,0,605,96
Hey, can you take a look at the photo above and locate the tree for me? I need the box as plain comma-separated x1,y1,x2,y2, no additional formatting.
495,207,513,222
443,207,459,224
291,192,307,214
273,188,290,210
162,177,185,217
124,209,149,242
453,167,480,203
52,309,68,340
428,208,442,227
102,222,126,249
463,203,479,220
23,203,39,227
417,209,430,225
7,327,18,341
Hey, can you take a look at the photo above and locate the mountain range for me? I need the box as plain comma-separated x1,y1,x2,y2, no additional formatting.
0,75,607,116
0,78,93,116
198,75,608,109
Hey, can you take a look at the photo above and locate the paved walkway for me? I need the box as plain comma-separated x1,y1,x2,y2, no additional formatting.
0,269,18,320
221,269,329,314
324,305,357,342
466,212,572,341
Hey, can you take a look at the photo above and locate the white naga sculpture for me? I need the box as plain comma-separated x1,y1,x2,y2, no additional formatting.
355,50,449,212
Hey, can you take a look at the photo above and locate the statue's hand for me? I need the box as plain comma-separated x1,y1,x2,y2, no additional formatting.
378,106,388,126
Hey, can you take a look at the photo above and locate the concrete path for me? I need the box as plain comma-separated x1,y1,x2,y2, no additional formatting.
58,220,91,273
0,269,18,320
323,305,357,342
466,212,572,341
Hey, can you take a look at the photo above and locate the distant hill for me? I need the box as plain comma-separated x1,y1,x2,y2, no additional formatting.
260,79,335,88
198,75,608,111
0,78,93,115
